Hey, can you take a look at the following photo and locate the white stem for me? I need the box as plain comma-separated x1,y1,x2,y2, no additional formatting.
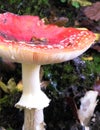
15,63,50,130
34,109,45,130
16,63,50,109
23,109,45,130
22,64,41,95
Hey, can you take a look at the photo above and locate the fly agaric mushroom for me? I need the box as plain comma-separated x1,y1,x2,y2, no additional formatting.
0,12,95,130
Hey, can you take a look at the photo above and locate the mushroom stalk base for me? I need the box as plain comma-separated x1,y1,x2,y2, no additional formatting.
23,109,45,130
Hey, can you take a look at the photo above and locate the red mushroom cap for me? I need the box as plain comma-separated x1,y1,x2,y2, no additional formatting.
0,12,95,64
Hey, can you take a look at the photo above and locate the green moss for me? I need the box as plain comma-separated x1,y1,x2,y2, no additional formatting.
0,0,50,17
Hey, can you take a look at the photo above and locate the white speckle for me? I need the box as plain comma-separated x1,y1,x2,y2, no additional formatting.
4,39,12,42
19,41,26,44
58,45,64,49
60,38,68,44
47,45,53,49
37,21,43,26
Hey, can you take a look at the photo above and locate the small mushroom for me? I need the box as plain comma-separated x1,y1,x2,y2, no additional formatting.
0,12,96,130
77,90,98,129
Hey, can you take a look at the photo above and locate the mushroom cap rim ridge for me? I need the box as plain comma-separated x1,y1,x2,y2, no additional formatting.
0,38,94,65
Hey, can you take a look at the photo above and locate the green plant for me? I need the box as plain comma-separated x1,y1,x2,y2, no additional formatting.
7,126,14,130
60,0,92,8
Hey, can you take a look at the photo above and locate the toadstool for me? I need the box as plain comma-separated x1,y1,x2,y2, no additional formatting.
0,12,96,130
